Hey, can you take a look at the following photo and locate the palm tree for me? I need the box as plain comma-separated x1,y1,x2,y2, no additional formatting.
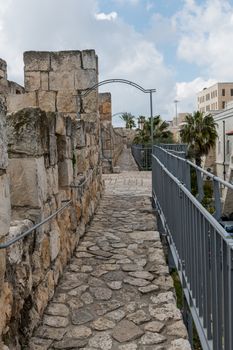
120,112,136,129
134,115,173,144
180,111,217,166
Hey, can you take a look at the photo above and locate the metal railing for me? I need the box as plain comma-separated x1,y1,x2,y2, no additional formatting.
152,148,233,350
131,144,152,170
154,145,233,220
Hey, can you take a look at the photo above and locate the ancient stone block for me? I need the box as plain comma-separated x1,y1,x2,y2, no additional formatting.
0,99,8,169
47,166,59,196
58,159,74,187
0,174,11,238
74,69,97,90
49,222,61,261
57,135,72,161
55,113,66,135
49,72,75,91
72,120,86,149
56,91,77,113
24,51,51,72
50,51,81,72
8,157,47,208
38,91,56,112
82,91,98,114
81,50,97,69
25,71,41,91
7,92,37,113
0,58,7,78
7,108,49,157
41,72,49,90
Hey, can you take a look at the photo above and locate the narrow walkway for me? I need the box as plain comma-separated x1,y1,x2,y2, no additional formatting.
30,150,190,350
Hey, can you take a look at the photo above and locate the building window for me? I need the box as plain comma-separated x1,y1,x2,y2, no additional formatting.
231,89,233,96
206,105,210,111
222,89,225,96
216,102,218,109
222,101,226,109
206,93,210,101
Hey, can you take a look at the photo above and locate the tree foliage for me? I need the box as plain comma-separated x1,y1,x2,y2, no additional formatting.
133,115,173,145
120,112,136,129
180,111,217,166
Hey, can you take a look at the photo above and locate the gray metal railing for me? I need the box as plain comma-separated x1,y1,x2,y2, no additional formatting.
153,145,233,221
152,149,233,350
131,144,152,170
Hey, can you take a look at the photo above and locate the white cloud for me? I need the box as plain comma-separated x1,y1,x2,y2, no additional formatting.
175,0,233,80
95,11,118,21
0,0,175,120
176,77,217,113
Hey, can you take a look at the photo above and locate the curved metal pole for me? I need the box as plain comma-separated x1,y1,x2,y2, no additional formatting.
81,79,156,97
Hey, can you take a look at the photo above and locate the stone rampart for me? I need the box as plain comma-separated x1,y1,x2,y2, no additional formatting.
99,93,124,173
0,50,102,349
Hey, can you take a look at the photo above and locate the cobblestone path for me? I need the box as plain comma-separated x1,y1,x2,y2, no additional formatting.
115,147,138,172
30,155,190,349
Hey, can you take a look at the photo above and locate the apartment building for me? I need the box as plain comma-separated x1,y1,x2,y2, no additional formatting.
197,82,233,113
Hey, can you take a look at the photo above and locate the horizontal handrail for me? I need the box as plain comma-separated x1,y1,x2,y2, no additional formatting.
70,165,98,188
0,200,72,249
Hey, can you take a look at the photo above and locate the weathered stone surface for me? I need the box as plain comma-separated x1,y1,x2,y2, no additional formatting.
24,51,51,71
168,338,192,350
128,271,154,280
0,174,11,238
53,338,88,349
122,264,143,272
90,287,112,300
105,309,126,322
124,277,150,287
138,284,159,294
43,315,69,328
112,320,144,342
129,231,160,241
119,343,138,350
91,317,115,330
140,331,166,345
127,310,151,325
144,320,165,333
167,320,188,338
71,309,94,325
65,325,92,339
45,303,69,317
80,292,93,305
149,303,182,321
88,332,112,350
106,281,122,290
0,101,8,169
151,291,176,305
8,157,47,208
36,326,67,340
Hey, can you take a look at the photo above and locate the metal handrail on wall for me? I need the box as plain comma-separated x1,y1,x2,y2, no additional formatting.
152,149,233,350
0,164,99,249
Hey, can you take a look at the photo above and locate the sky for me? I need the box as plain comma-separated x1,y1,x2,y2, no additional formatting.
1,0,233,126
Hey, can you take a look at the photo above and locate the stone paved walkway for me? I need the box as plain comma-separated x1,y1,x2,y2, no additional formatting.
29,151,191,350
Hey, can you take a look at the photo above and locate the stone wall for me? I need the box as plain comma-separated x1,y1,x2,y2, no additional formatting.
99,93,124,173
0,50,103,349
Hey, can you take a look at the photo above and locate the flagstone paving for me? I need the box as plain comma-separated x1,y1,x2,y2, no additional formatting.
29,151,191,350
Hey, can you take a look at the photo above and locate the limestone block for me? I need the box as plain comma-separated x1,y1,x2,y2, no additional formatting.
76,149,87,174
47,166,59,197
7,219,33,264
0,69,6,79
71,120,86,149
81,50,97,69
74,69,97,90
0,174,11,238
49,221,61,261
81,112,98,123
58,159,73,187
82,90,98,114
0,58,7,78
49,134,57,166
66,117,72,136
41,72,49,91
25,71,41,91
38,91,56,112
49,71,75,91
56,91,77,113
24,51,50,72
0,101,8,169
7,108,49,157
0,282,13,337
8,157,47,208
50,51,81,72
7,92,37,113
57,135,72,161
55,113,66,135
